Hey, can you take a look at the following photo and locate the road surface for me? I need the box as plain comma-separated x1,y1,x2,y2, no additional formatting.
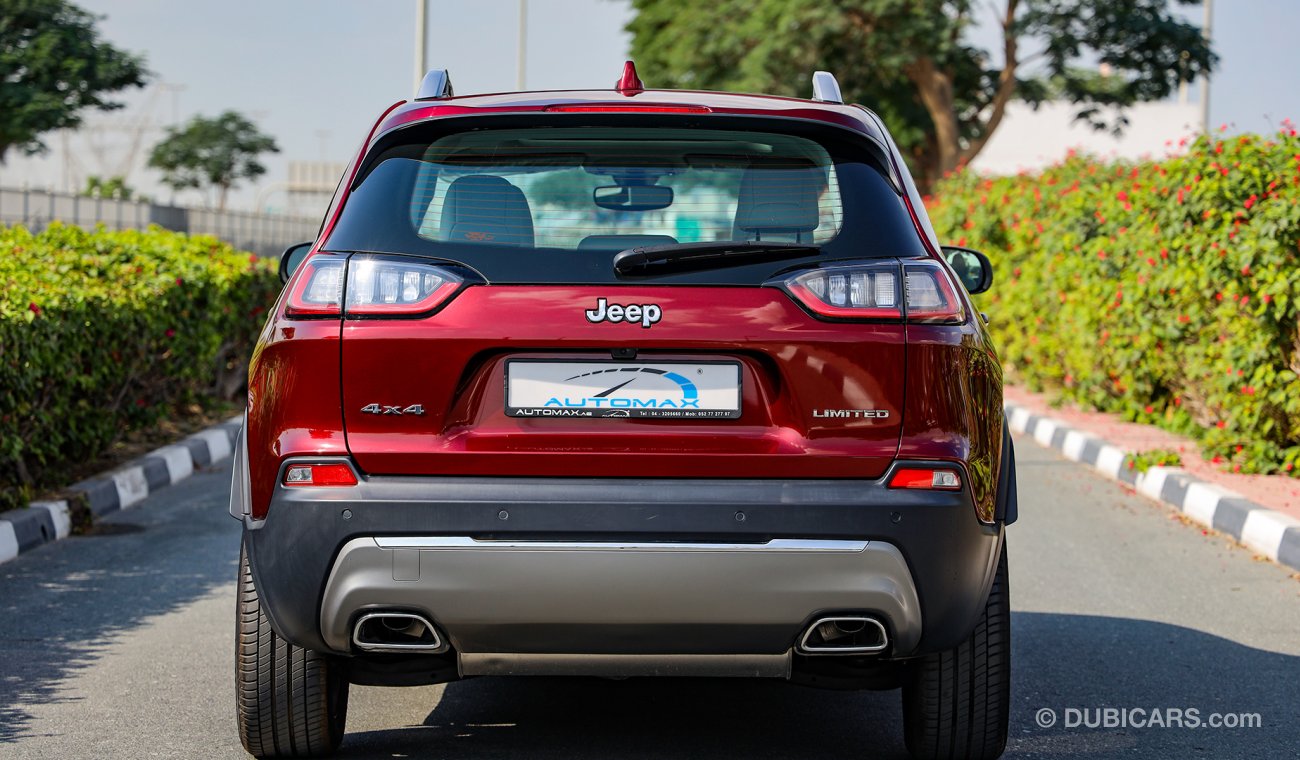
1,436,1297,758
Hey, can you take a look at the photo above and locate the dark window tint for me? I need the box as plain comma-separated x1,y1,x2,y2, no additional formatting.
326,119,927,284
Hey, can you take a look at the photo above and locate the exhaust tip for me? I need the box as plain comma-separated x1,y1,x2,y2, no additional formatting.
797,616,888,655
352,611,444,653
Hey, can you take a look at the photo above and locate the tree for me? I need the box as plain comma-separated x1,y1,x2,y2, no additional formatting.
82,174,135,200
0,0,148,162
148,111,279,210
627,0,1216,189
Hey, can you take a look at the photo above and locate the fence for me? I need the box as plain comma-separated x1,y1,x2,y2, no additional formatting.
0,186,320,257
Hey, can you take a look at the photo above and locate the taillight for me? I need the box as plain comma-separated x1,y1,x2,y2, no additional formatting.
903,260,965,324
773,259,966,323
283,463,358,487
345,255,464,317
285,257,346,317
780,262,902,320
889,467,962,490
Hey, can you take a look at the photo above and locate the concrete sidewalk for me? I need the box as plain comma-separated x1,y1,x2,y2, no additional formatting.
1005,386,1300,574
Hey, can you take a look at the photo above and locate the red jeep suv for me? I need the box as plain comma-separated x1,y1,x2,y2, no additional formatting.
231,63,1016,759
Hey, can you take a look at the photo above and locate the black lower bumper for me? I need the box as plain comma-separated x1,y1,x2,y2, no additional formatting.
243,467,1003,657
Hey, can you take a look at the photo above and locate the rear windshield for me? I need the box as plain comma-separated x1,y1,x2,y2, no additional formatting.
326,119,927,284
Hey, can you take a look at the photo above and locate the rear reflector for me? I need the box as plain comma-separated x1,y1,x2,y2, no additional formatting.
889,467,962,490
283,463,358,487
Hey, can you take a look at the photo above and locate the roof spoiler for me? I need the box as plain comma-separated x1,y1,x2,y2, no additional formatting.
415,69,454,100
811,71,842,104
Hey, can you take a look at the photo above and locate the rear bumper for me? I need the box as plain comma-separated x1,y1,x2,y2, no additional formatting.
243,467,1002,659
320,536,921,656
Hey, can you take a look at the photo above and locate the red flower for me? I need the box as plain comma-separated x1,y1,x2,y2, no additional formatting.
1144,405,1154,414
1242,386,1256,396
165,328,175,338
175,277,184,286
1241,265,1251,276
1216,421,1227,429
27,302,40,315
1177,314,1190,323
1286,463,1294,472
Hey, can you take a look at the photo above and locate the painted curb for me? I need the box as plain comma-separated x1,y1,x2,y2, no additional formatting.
0,414,244,566
1006,402,1300,575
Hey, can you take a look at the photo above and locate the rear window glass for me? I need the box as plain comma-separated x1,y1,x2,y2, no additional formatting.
326,119,927,284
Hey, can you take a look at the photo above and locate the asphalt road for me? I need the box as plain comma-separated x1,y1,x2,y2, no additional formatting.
1,436,1298,759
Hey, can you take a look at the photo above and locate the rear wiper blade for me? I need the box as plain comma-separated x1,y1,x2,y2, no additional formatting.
613,241,821,276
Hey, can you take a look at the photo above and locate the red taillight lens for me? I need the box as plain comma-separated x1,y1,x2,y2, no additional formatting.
345,255,464,317
889,467,962,490
283,463,358,487
780,262,903,320
285,257,345,317
903,261,965,323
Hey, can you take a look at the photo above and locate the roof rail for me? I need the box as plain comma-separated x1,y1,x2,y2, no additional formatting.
811,71,842,104
415,69,454,100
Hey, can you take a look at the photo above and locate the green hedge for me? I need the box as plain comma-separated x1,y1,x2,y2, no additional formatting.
0,224,279,509
927,129,1300,475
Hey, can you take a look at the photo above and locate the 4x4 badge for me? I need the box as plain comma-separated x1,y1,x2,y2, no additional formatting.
360,404,425,416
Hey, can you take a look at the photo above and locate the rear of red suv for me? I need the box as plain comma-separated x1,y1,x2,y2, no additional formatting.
231,65,1016,759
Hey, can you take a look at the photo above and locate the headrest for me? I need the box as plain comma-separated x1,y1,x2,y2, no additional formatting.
439,175,534,247
577,234,679,251
733,159,824,238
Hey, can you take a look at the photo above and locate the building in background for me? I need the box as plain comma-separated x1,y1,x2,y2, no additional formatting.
968,101,1201,175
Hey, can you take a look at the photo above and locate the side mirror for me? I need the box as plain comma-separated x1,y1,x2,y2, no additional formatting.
279,242,313,284
940,245,994,295
593,184,674,211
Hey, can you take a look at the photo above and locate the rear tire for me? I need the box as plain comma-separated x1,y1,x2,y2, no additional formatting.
902,541,1010,760
237,542,349,758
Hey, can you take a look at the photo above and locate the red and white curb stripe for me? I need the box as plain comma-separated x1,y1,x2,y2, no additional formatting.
0,415,244,566
1006,402,1300,574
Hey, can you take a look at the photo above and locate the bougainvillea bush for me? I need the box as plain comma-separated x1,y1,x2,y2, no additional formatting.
927,128,1300,476
0,224,279,509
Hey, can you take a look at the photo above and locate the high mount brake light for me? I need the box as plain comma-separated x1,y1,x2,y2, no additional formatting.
544,104,712,114
345,255,463,316
774,260,966,324
283,463,358,487
285,257,345,317
889,467,962,491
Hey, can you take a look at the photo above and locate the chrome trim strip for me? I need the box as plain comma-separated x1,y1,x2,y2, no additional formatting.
352,611,444,653
797,615,889,655
459,652,793,678
373,537,869,552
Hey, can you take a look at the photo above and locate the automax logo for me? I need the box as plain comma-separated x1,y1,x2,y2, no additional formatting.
505,361,741,419
546,367,698,411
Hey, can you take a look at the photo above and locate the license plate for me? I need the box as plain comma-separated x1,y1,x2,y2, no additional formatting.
505,360,742,419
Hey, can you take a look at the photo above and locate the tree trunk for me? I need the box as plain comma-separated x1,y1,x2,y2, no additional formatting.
218,184,229,212
905,56,962,191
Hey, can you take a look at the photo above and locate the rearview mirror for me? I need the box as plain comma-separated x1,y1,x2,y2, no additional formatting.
593,185,674,211
279,241,313,284
940,245,994,295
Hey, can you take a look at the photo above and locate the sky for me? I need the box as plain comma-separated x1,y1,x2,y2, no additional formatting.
2,0,1297,212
